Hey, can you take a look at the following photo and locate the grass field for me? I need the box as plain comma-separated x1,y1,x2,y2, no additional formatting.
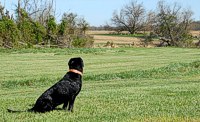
0,47,200,121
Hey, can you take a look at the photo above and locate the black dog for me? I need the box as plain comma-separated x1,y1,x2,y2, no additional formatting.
8,57,84,113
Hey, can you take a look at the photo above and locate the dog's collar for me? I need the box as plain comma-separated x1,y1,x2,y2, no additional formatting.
69,69,83,76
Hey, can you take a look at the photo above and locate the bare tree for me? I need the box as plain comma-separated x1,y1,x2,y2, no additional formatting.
111,0,146,34
143,11,156,33
16,0,56,25
154,0,193,46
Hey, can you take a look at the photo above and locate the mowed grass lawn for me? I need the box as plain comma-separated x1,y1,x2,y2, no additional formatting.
0,47,200,122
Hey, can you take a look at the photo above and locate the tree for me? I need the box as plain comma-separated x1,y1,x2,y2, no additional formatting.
61,12,78,35
154,0,193,46
143,11,156,32
0,3,21,48
46,15,57,46
15,0,55,47
111,0,146,34
57,12,93,48
77,17,89,34
0,1,93,48
58,12,77,36
16,0,56,25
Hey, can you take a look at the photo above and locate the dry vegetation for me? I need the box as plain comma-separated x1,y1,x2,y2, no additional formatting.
87,30,200,48
93,35,140,44
190,31,200,37
86,31,146,47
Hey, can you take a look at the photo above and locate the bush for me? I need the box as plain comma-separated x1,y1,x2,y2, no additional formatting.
0,4,91,49
0,18,21,48
72,35,94,48
33,22,46,44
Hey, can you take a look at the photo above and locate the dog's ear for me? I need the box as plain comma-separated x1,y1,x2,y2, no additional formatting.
78,57,84,67
68,59,74,66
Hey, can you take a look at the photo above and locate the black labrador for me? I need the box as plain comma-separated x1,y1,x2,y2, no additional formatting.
8,57,84,113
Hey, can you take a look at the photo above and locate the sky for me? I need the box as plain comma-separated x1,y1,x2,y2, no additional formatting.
1,0,200,26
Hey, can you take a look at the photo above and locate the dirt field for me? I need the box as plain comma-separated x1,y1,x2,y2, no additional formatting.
87,30,200,48
87,31,145,47
190,31,200,36
93,35,140,44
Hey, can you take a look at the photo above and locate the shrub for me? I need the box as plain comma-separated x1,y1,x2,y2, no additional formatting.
0,18,21,48
72,35,94,48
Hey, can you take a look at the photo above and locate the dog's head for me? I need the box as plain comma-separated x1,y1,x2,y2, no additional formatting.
68,57,84,72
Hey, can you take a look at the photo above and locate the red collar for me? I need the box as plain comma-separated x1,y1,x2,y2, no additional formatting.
69,69,83,76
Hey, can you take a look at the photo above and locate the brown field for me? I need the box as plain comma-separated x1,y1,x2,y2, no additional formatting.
87,30,200,48
86,30,144,47
93,35,140,44
190,31,200,36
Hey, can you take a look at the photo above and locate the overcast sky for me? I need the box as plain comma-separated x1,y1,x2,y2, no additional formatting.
2,0,200,26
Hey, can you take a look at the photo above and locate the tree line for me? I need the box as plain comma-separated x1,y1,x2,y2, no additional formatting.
0,0,93,49
0,0,200,48
109,0,200,47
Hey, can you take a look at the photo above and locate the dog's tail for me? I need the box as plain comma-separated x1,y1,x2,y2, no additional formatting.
7,108,33,113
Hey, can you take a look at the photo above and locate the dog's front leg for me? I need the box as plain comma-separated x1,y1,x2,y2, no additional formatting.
63,101,68,110
68,95,76,112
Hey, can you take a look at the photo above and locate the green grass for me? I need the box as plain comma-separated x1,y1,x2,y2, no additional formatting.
0,47,200,121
